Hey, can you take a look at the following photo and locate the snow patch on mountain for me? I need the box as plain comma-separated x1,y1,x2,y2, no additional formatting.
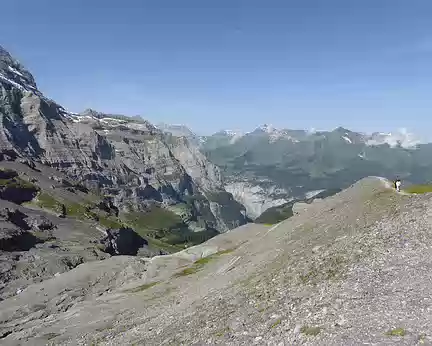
7,65,24,78
342,135,352,144
366,128,422,149
305,189,325,199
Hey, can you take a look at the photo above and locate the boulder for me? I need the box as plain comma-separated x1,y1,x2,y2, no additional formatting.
100,227,148,256
0,225,42,251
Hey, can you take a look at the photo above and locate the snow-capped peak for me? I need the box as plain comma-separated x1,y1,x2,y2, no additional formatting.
366,128,422,149
255,124,278,134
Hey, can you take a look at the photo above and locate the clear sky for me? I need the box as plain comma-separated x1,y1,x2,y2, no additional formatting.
1,0,432,136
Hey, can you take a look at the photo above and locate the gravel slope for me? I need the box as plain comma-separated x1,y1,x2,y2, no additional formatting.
1,177,432,345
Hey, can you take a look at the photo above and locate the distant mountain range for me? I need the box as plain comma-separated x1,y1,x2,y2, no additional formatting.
160,123,432,220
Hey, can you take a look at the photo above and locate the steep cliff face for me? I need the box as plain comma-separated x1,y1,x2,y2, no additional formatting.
0,46,247,236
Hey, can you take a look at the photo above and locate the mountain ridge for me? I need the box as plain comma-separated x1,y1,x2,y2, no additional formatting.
160,121,432,219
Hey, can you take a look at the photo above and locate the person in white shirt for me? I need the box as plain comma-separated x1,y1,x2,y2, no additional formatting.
395,178,401,192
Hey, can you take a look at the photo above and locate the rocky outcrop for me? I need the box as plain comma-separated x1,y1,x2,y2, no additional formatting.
0,226,41,252
225,180,291,219
100,227,148,256
0,45,247,235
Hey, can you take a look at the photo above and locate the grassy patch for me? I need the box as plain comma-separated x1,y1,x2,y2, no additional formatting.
386,328,406,337
0,176,37,190
404,184,432,194
34,192,126,231
255,201,294,224
194,256,214,266
124,205,218,247
175,267,201,277
124,207,184,232
145,237,184,253
98,215,124,229
34,192,62,211
173,249,235,277
125,281,159,293
65,202,87,217
31,231,55,241
270,319,281,329
300,326,321,336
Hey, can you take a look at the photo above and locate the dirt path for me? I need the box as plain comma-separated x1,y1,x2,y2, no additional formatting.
375,176,410,195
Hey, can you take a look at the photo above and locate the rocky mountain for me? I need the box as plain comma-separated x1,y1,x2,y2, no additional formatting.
156,122,204,148
0,45,248,301
0,45,247,235
200,124,432,219
2,177,432,345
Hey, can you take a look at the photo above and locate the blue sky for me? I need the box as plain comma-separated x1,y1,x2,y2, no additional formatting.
1,0,432,136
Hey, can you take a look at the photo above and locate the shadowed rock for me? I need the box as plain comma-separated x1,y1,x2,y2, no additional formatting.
100,227,148,256
0,226,42,251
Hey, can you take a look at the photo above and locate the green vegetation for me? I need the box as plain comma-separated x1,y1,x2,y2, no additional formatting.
35,192,60,210
194,256,214,266
385,328,406,337
0,170,39,204
0,176,37,190
126,281,159,293
124,205,218,247
270,319,281,329
175,267,201,277
173,249,235,277
404,184,432,194
98,215,124,229
255,202,294,224
300,326,322,336
31,231,55,241
145,237,184,253
125,207,184,232
34,192,125,230
65,202,87,217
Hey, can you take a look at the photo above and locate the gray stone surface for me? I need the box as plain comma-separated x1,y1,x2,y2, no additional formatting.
1,177,431,345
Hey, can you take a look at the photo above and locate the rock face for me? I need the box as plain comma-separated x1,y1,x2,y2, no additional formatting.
225,180,291,219
0,45,247,237
100,227,148,256
0,45,249,302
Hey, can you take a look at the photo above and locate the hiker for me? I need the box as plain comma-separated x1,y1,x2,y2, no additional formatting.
395,178,401,192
